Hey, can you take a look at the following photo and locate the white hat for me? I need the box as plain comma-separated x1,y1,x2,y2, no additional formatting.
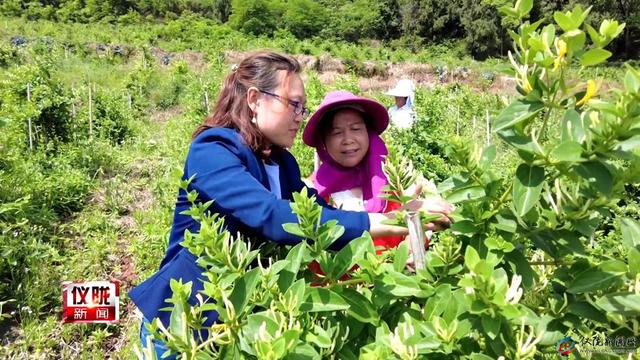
384,79,415,97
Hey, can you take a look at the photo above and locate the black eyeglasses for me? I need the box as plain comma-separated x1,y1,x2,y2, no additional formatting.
259,90,310,119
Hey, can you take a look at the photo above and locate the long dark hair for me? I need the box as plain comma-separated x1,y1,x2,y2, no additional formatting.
193,51,301,152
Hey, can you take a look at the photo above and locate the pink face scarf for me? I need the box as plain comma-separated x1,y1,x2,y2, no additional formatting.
313,131,389,213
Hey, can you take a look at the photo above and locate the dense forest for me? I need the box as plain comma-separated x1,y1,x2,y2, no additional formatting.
1,0,638,59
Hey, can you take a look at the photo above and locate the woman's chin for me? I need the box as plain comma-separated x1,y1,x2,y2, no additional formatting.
335,158,360,168
279,140,295,149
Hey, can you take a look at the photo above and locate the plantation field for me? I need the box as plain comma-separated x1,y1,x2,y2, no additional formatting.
1,2,639,358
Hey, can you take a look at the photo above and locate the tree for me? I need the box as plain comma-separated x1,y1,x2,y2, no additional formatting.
399,0,464,43
283,0,327,39
212,0,231,23
459,0,507,58
324,0,385,42
228,0,283,36
376,0,403,40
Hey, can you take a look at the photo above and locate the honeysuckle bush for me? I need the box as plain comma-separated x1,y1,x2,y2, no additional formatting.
140,2,640,359
440,0,640,355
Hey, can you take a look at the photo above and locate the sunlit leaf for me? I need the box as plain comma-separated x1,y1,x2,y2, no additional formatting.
580,48,612,67
513,164,544,217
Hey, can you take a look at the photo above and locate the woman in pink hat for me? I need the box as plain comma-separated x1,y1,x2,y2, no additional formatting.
303,90,450,254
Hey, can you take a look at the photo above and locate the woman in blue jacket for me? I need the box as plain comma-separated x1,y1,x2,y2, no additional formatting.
129,51,452,356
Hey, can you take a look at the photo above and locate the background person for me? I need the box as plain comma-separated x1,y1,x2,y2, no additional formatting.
385,79,417,129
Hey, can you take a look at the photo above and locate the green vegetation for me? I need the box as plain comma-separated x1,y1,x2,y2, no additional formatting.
1,0,638,60
0,0,638,358
138,3,640,358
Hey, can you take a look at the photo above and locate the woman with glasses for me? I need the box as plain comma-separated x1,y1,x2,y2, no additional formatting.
129,51,451,358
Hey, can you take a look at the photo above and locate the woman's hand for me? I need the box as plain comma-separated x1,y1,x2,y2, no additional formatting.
403,196,454,231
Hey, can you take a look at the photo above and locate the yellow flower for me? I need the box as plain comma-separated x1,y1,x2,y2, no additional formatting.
522,76,533,93
520,64,533,93
553,39,567,71
576,79,599,106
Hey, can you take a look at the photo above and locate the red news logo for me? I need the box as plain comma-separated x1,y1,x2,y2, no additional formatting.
62,281,120,324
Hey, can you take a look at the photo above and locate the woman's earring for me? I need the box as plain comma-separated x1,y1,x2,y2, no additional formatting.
251,116,257,125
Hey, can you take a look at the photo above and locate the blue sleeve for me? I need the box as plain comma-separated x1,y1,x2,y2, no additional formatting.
186,136,370,248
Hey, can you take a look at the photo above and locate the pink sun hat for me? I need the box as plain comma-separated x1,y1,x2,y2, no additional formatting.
302,90,389,148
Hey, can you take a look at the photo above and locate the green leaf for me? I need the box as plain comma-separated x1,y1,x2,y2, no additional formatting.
300,288,349,312
564,31,586,53
530,230,560,259
393,242,410,273
595,292,640,316
555,230,585,255
379,272,432,298
628,248,640,276
586,24,603,47
497,128,538,155
284,279,306,312
437,174,470,193
169,294,187,343
464,246,480,270
567,268,621,294
615,135,640,152
573,5,591,28
494,214,517,233
444,186,486,204
551,141,583,162
285,343,321,360
283,223,306,238
499,5,518,19
561,109,586,143
331,234,371,279
553,12,574,32
621,218,640,248
599,259,627,274
278,242,307,293
493,99,544,132
337,288,379,325
481,315,501,340
485,237,515,252
229,268,260,317
574,161,612,196
245,312,280,341
567,301,608,323
470,354,494,360
580,48,612,67
540,25,555,51
451,220,479,234
504,250,537,288
587,99,620,116
513,164,544,217
514,0,533,18
624,70,640,93
600,19,625,40
306,325,332,348
479,145,496,170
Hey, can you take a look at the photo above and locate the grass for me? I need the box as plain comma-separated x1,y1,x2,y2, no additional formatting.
0,102,194,358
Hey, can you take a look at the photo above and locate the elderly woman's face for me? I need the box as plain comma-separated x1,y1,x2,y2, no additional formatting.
395,96,407,107
324,109,369,168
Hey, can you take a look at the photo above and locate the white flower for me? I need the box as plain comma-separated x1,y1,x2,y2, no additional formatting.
389,323,418,360
506,274,523,304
